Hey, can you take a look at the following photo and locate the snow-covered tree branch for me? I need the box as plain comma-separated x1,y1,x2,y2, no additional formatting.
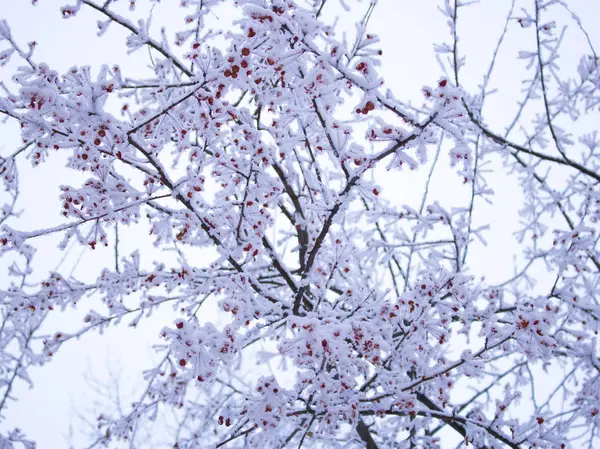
0,0,599,448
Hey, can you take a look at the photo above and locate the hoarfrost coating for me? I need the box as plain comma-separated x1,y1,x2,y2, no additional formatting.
0,0,599,448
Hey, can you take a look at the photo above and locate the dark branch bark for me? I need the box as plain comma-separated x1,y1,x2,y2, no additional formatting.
356,419,379,449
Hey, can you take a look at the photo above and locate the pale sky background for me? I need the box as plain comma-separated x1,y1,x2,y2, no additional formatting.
0,0,599,447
